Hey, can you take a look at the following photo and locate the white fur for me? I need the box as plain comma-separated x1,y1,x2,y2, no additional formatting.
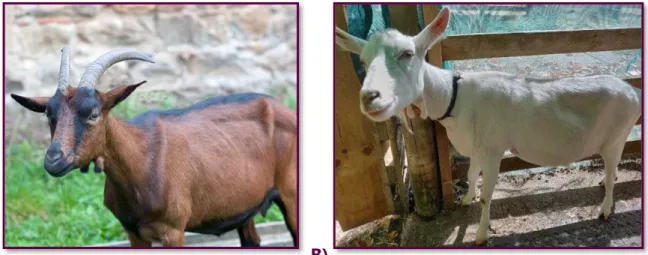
336,7,642,245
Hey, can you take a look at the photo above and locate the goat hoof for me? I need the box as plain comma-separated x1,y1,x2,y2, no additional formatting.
460,196,474,206
475,239,488,246
598,213,609,221
599,177,618,187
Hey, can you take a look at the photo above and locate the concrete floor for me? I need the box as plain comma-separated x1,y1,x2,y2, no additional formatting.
337,156,642,247
90,222,294,247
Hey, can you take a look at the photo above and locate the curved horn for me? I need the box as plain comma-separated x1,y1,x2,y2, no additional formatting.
77,48,154,89
58,46,71,91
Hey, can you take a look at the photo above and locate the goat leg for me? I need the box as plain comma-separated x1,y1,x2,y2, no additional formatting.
598,143,624,220
474,154,502,246
161,228,185,247
127,232,152,247
237,220,261,247
461,164,480,206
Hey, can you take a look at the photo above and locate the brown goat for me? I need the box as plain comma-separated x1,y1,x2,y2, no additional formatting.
10,47,298,247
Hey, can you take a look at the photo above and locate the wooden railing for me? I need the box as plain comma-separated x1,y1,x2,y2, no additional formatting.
441,28,641,60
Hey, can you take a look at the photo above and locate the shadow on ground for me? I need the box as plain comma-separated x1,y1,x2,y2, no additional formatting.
401,180,641,247
337,157,642,248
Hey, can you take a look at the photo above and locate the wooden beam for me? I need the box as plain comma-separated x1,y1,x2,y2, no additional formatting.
622,77,642,125
625,77,642,89
375,122,390,142
334,4,389,231
389,4,440,218
422,4,455,211
442,28,641,61
454,139,641,179
387,117,409,215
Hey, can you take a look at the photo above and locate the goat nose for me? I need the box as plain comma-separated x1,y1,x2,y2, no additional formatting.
361,90,381,104
46,150,63,163
45,142,64,163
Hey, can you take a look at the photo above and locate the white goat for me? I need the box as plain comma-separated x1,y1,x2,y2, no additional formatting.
335,7,641,245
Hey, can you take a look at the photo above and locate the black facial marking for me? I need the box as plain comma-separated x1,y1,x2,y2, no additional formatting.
73,87,101,150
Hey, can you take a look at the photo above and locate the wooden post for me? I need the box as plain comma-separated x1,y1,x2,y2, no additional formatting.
386,117,409,215
334,4,391,230
372,124,396,215
421,4,456,210
387,4,440,218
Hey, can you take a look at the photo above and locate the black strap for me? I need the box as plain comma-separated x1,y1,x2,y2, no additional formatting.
437,75,461,121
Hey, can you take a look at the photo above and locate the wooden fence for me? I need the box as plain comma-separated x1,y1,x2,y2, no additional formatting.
334,4,642,231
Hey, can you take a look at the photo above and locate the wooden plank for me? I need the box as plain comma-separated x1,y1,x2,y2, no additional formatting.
454,139,641,178
441,28,641,61
389,4,440,218
422,4,455,211
624,77,642,125
376,122,390,142
334,4,389,231
625,77,642,89
386,117,409,215
373,129,396,215
434,122,455,210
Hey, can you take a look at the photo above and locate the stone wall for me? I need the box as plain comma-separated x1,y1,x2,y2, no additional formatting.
4,4,297,102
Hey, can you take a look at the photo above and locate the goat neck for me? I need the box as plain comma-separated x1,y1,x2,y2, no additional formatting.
420,63,455,121
102,113,148,184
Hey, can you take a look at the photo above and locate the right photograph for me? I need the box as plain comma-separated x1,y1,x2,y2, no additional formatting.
334,3,642,248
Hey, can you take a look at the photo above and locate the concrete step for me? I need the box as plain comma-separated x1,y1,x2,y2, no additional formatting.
88,222,293,247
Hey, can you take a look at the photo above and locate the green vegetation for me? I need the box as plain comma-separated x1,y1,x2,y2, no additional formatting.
5,143,124,246
5,92,296,246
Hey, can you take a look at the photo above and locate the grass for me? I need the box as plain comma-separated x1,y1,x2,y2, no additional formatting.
5,91,297,247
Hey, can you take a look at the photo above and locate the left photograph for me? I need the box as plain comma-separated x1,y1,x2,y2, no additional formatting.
4,3,298,248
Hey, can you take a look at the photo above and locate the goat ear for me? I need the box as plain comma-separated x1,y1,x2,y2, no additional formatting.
335,27,366,55
10,94,49,113
414,7,450,52
104,80,147,109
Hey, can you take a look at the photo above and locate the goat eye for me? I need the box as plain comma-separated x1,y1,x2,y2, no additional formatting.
399,50,414,59
88,112,100,121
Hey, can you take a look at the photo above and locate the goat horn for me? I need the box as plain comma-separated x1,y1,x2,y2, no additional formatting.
58,46,70,91
77,48,155,89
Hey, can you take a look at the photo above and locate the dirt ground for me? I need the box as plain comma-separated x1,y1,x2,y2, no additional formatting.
336,154,642,247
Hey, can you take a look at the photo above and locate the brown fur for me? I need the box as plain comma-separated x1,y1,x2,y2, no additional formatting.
13,84,297,247
100,96,297,246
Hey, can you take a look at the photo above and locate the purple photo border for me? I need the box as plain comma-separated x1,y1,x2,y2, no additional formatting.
2,2,300,250
332,2,644,250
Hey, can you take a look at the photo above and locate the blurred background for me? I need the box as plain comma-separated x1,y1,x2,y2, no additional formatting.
4,4,296,246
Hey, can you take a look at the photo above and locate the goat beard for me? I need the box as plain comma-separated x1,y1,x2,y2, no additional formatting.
399,104,423,135
79,157,104,174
